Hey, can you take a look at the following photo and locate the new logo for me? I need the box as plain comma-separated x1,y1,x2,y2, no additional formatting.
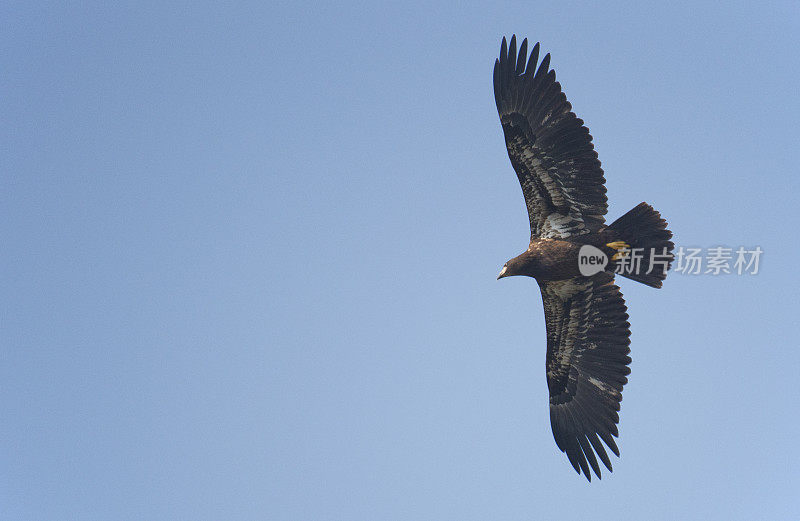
578,245,609,276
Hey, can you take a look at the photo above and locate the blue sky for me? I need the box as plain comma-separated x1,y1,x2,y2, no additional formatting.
3,1,799,520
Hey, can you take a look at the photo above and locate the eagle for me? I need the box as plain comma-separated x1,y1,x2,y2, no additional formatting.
493,36,674,481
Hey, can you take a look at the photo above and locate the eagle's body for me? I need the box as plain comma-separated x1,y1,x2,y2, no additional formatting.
493,36,674,481
508,231,620,281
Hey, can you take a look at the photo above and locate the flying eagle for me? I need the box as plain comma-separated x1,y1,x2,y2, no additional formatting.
493,36,674,481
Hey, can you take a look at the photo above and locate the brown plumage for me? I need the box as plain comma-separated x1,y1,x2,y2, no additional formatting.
493,35,674,481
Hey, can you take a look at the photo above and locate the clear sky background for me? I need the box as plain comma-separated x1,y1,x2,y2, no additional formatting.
3,1,799,520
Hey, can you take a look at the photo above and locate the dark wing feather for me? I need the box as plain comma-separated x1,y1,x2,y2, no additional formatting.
539,273,631,481
494,36,608,239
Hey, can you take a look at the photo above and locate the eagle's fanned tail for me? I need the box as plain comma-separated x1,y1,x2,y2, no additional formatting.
608,202,675,288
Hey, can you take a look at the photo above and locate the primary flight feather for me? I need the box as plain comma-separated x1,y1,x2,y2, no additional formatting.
493,35,674,481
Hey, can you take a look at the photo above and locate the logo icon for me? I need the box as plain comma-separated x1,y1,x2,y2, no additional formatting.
578,245,609,276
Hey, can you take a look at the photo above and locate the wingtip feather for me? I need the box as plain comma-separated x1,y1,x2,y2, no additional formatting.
508,36,517,76
516,38,527,75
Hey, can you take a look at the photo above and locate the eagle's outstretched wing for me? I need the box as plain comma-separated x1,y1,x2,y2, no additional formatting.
494,36,608,239
539,273,631,481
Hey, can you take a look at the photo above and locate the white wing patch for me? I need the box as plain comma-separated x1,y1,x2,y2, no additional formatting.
545,278,590,301
541,211,586,238
587,376,614,393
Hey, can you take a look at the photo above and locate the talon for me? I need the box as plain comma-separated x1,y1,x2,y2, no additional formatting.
607,241,631,261
606,241,630,250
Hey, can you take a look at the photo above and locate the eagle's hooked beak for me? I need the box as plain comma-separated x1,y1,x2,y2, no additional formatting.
497,266,509,280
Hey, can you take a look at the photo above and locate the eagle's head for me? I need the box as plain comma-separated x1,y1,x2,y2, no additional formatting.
497,252,539,280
